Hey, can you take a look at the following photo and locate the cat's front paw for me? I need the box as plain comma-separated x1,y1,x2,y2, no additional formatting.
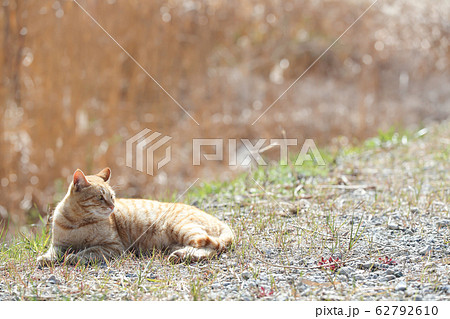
168,251,184,264
168,247,199,264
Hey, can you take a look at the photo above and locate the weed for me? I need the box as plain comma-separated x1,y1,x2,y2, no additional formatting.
318,257,343,272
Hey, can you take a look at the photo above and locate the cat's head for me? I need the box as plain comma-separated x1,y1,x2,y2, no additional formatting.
68,167,116,218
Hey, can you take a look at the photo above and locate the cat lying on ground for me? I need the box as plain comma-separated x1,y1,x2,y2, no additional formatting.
37,168,234,265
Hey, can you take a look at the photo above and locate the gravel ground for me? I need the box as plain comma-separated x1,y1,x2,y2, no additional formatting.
0,122,449,300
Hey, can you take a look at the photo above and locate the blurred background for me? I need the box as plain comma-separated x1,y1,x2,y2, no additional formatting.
0,0,449,233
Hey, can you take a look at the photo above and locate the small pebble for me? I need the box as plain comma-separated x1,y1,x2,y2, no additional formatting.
211,283,221,290
395,281,407,291
440,285,450,293
259,273,268,281
354,275,365,281
385,269,394,276
276,294,289,301
47,275,60,285
286,275,295,284
337,175,349,185
379,275,396,282
419,245,432,255
405,287,415,297
241,271,251,280
388,223,399,230
300,288,311,296
436,220,449,227
337,267,354,277
362,262,376,270
410,256,422,263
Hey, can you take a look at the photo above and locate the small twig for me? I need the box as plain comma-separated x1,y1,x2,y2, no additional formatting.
315,184,376,190
245,193,312,200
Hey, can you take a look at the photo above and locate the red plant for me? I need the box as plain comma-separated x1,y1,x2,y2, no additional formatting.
257,286,274,298
378,256,397,265
318,256,343,271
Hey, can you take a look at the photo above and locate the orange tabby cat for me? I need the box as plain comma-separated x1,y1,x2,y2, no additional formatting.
37,168,234,265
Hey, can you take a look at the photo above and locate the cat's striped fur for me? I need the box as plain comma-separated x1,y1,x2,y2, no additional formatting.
37,168,234,265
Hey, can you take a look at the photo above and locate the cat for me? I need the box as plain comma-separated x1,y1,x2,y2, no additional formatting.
37,168,234,265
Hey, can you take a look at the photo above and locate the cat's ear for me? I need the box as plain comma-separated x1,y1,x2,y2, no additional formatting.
96,167,111,183
73,169,90,191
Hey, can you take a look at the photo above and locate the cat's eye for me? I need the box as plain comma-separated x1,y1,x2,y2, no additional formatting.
99,195,104,201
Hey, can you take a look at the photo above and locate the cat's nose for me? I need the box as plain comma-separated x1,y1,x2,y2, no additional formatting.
109,204,115,211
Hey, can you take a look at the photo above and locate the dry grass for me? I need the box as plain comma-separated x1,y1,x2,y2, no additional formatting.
0,0,449,232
